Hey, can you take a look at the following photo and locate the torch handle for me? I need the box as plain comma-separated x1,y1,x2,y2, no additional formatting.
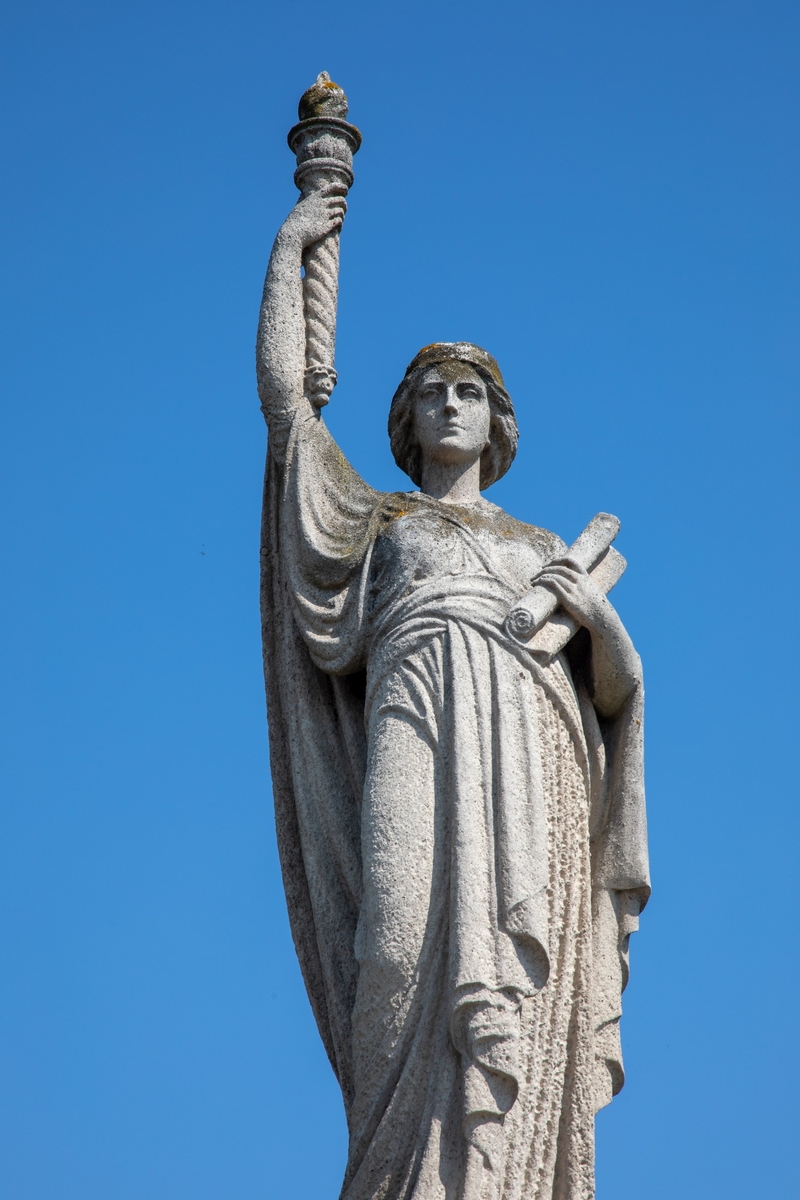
302,223,341,376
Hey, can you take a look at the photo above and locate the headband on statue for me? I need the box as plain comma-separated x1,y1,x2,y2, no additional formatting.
401,342,509,393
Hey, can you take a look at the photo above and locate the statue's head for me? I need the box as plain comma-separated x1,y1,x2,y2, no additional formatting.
388,343,518,490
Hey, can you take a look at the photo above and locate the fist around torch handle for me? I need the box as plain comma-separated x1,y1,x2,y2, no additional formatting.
280,184,347,250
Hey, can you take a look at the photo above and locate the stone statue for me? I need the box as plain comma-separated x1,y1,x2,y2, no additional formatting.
256,73,649,1200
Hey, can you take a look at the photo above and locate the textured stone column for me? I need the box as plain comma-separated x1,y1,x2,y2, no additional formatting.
288,72,361,405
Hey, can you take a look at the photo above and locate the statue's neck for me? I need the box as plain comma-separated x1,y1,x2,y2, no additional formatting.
419,457,483,505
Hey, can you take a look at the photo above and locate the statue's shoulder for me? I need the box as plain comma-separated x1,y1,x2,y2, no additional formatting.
371,493,567,562
481,501,568,559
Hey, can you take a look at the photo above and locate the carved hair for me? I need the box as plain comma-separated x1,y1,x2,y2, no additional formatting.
388,342,519,490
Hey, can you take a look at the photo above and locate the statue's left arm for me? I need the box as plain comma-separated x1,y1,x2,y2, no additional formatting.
530,559,642,717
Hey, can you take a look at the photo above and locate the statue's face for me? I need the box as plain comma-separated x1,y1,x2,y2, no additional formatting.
413,363,491,469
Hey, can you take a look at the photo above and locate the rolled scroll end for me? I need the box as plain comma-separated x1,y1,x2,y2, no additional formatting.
505,585,558,644
506,607,537,641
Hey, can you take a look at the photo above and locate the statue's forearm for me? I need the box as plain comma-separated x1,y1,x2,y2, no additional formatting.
587,608,642,718
256,226,306,416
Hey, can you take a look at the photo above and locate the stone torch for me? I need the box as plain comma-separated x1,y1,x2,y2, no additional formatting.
288,72,361,407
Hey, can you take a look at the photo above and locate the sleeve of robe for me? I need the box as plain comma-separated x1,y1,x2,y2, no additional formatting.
260,406,384,1116
568,630,651,1110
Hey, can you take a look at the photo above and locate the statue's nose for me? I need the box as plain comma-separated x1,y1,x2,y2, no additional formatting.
443,387,459,414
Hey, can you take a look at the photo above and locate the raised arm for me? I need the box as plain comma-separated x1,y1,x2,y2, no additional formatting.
256,185,347,423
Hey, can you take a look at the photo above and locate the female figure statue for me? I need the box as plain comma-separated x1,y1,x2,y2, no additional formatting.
257,183,649,1200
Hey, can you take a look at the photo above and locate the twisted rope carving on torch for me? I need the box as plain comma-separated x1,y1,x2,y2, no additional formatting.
302,230,340,374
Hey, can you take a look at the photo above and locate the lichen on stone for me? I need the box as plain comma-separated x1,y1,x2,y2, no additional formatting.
298,71,349,121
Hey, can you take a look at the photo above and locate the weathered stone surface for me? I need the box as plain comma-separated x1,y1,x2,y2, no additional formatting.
255,76,649,1200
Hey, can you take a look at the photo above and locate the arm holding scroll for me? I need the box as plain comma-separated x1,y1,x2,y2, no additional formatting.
506,512,640,717
530,558,642,719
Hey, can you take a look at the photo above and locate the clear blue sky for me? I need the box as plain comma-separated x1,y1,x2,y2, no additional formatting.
1,2,798,1197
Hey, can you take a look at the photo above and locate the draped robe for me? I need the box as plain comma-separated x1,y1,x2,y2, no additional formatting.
260,403,649,1200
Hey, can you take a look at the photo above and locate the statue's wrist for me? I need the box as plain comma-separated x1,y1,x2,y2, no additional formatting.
275,223,303,255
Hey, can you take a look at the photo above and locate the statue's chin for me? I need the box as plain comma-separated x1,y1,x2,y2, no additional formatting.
425,446,483,468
